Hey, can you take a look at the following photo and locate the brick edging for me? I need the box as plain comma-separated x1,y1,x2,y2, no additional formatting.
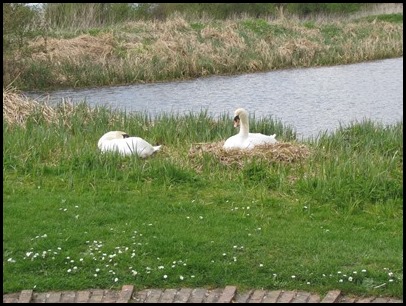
117,285,134,303
3,286,404,303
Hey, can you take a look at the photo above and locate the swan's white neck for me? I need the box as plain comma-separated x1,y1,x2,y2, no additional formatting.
238,113,250,137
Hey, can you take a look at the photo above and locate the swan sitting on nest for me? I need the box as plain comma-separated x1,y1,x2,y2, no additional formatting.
223,108,277,150
98,131,161,158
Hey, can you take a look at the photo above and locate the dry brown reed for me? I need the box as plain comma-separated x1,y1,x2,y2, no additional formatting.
4,10,403,90
3,86,76,127
188,141,311,168
29,33,115,62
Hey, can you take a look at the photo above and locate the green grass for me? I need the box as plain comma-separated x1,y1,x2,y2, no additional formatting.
3,107,403,298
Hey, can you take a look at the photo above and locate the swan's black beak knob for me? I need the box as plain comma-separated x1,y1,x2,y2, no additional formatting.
233,115,240,128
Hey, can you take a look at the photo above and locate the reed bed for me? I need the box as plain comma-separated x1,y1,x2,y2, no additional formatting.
2,86,64,126
4,12,403,90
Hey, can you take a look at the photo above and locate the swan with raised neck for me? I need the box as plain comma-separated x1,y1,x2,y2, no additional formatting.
223,108,277,150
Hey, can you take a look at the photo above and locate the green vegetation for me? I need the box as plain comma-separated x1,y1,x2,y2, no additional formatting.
2,3,403,91
2,3,404,298
3,94,403,298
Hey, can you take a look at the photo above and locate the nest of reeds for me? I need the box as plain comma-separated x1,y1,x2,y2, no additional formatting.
188,140,311,167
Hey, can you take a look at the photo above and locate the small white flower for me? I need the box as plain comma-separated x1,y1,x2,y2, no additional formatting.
179,275,184,280
191,275,195,278
163,275,168,279
95,268,100,272
348,276,353,281
306,282,310,285
389,279,394,282
339,279,343,282
158,265,164,269
291,275,296,279
259,264,263,267
114,278,118,282
337,271,342,274
223,253,226,256
361,269,367,273
388,272,394,277
132,270,138,276
67,269,72,273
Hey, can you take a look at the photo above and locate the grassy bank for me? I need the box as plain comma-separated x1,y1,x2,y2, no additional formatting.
3,90,403,297
3,11,403,91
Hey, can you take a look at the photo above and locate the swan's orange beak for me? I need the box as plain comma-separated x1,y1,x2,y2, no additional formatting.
233,115,240,128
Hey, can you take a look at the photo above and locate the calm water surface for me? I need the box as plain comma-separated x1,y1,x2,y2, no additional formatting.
26,57,403,140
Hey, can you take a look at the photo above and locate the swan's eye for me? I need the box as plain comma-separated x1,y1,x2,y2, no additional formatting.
233,115,240,122
122,134,130,138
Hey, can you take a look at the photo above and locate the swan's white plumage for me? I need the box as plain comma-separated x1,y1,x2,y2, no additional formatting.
223,108,277,150
98,131,161,158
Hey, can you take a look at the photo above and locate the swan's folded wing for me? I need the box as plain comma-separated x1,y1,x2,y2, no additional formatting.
248,133,277,146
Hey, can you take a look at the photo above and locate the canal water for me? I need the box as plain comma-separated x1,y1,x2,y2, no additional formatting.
26,57,403,140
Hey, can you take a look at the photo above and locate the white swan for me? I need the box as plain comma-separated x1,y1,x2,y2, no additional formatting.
223,108,277,150
98,131,161,158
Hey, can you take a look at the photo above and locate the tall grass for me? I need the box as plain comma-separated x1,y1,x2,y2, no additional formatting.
3,95,403,297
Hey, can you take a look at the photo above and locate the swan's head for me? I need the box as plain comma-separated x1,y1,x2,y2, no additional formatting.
98,131,130,149
233,108,249,127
